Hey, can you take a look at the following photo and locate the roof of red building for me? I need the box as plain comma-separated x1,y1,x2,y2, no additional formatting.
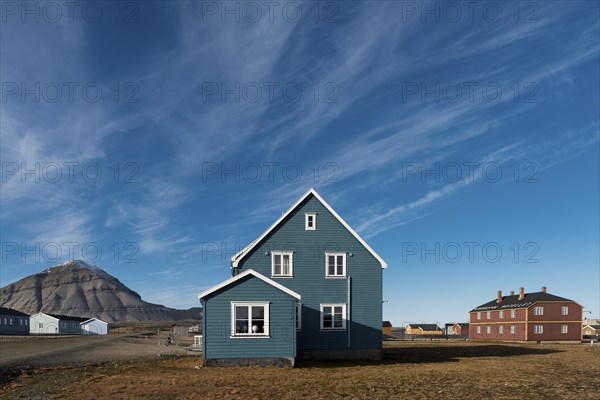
470,291,576,312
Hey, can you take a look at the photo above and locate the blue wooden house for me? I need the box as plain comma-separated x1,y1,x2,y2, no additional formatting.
198,188,387,366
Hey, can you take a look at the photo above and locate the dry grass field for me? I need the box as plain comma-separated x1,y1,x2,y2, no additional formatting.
1,341,598,399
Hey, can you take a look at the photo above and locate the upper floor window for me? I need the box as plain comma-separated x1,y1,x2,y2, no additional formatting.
231,302,269,337
499,310,504,319
325,253,346,277
477,312,481,320
271,252,293,277
320,304,346,330
486,311,491,320
305,213,316,230
561,306,569,315
533,306,544,316
511,310,516,318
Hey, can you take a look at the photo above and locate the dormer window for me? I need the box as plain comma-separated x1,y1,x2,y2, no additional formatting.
305,213,316,230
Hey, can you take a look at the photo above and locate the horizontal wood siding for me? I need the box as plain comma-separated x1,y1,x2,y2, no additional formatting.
203,275,296,359
0,314,29,335
237,194,382,350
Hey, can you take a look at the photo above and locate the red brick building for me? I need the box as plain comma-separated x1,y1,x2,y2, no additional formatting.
469,287,583,342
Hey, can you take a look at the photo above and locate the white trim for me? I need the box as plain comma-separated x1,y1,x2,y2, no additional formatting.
271,251,294,277
320,303,347,330
231,302,270,337
197,269,301,300
533,324,543,334
560,324,568,334
305,213,316,230
325,252,347,277
231,188,388,269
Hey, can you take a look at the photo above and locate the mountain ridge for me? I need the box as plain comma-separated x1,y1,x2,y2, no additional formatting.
0,260,201,323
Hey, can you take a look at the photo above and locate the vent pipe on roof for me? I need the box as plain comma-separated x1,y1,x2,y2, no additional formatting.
496,290,502,303
541,286,547,293
510,290,515,296
518,287,525,300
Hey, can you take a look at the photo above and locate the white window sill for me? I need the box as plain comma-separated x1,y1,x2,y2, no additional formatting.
320,329,346,332
325,276,347,279
271,276,293,279
230,335,271,339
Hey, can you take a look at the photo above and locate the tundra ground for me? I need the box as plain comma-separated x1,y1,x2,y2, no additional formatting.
1,338,598,399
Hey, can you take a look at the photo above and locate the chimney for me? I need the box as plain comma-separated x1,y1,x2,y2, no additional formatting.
541,286,547,293
496,290,502,303
510,290,515,296
518,287,525,300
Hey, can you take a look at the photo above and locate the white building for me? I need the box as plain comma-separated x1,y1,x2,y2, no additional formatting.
30,313,87,334
80,318,109,335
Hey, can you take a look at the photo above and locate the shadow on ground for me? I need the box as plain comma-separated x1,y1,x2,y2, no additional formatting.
298,344,563,368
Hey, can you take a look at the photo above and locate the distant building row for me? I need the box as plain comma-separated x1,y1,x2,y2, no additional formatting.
0,308,108,335
384,287,587,343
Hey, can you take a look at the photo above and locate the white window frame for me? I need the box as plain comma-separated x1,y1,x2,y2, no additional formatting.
499,325,504,334
510,309,516,318
305,213,316,230
325,253,346,277
534,325,543,334
561,324,568,334
230,302,270,338
533,306,544,316
486,325,491,334
476,326,481,334
499,310,504,319
320,304,347,330
271,251,293,278
477,312,481,320
510,325,516,334
486,311,491,320
561,306,568,316
9,318,12,326
296,303,302,331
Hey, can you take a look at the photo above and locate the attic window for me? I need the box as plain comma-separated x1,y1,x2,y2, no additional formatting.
305,213,316,230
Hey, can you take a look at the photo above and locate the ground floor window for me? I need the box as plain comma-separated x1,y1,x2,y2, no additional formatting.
231,302,270,337
561,325,568,334
534,325,543,334
486,325,491,334
320,304,346,330
510,325,516,334
476,326,481,334
499,325,504,334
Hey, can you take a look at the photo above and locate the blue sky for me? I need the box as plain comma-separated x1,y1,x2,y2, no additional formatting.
1,1,598,325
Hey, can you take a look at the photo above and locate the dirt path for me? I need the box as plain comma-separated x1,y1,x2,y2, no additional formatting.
0,334,188,368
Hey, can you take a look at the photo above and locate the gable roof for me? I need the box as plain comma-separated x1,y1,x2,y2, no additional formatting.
198,269,301,300
470,291,578,312
0,307,29,317
382,321,392,327
80,318,108,325
407,324,441,331
231,188,387,269
453,322,470,327
583,324,600,330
